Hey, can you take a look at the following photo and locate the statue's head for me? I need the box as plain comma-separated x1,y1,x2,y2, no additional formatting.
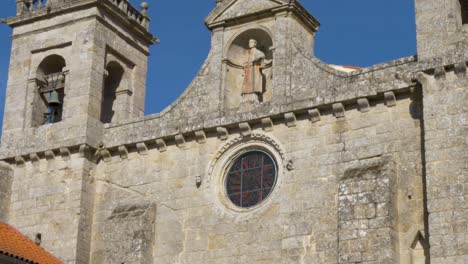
248,39,257,49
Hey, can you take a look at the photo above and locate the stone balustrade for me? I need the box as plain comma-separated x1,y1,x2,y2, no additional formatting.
16,0,48,15
15,0,150,30
107,0,150,30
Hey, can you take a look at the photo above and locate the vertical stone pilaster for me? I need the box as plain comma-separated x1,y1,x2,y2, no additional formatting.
75,158,98,264
418,72,468,263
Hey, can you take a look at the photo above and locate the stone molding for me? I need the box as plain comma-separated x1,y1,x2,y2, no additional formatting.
204,131,287,221
3,60,468,163
205,0,320,32
3,0,158,46
0,87,415,164
5,144,96,166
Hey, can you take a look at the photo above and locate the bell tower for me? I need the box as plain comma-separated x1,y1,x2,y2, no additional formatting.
1,0,157,154
0,0,157,262
415,0,468,59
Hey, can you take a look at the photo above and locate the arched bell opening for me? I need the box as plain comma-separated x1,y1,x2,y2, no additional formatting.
101,61,127,124
460,0,468,25
224,28,274,108
33,54,67,126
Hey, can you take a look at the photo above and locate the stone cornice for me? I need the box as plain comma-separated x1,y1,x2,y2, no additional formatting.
88,86,417,163
0,57,465,161
3,0,158,45
205,0,320,32
1,86,415,165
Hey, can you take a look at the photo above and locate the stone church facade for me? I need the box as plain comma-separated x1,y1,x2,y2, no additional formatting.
0,0,466,263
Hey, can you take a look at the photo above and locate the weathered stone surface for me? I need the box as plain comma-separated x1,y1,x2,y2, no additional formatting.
0,162,13,222
0,0,466,263
92,203,156,264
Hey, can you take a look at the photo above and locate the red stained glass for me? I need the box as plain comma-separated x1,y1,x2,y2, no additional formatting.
226,151,277,208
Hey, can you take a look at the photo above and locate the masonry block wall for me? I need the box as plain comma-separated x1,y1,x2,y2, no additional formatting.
0,0,466,263
0,163,13,222
418,68,468,263
7,153,93,263
87,95,425,264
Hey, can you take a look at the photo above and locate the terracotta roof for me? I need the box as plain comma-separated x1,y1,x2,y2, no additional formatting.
0,223,62,264
342,65,362,70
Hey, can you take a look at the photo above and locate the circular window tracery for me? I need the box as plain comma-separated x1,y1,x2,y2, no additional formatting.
225,151,277,208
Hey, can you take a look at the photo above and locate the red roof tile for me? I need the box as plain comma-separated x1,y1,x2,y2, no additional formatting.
0,223,62,264
342,65,362,70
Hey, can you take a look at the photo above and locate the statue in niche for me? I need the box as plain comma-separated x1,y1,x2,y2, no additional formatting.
243,39,272,102
227,39,272,103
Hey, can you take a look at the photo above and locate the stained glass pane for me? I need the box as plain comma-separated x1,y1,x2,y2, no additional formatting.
242,168,262,192
226,151,277,208
226,171,242,195
229,194,241,207
262,188,273,201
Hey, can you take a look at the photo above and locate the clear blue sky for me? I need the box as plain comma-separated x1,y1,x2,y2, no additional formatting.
0,0,416,123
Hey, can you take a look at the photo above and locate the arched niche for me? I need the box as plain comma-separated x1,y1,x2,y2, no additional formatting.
101,61,130,124
224,28,274,109
33,54,67,126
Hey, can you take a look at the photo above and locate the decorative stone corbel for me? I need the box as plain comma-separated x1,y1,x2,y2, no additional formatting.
308,109,321,123
284,112,297,127
175,134,186,149
15,156,25,167
261,118,274,132
239,122,251,137
454,62,467,77
216,127,229,140
60,148,71,161
286,160,295,171
95,144,111,162
44,150,55,161
195,130,207,144
384,92,397,107
29,153,40,163
433,67,446,80
136,142,148,155
357,98,370,113
155,139,167,152
79,144,90,158
332,103,345,118
414,72,441,94
195,175,202,188
118,146,129,160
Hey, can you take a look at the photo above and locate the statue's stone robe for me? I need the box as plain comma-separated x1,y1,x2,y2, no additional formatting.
243,47,265,94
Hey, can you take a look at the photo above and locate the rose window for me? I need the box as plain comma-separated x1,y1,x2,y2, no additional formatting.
225,151,277,208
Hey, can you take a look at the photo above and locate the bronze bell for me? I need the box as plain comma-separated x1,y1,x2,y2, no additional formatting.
48,90,61,106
